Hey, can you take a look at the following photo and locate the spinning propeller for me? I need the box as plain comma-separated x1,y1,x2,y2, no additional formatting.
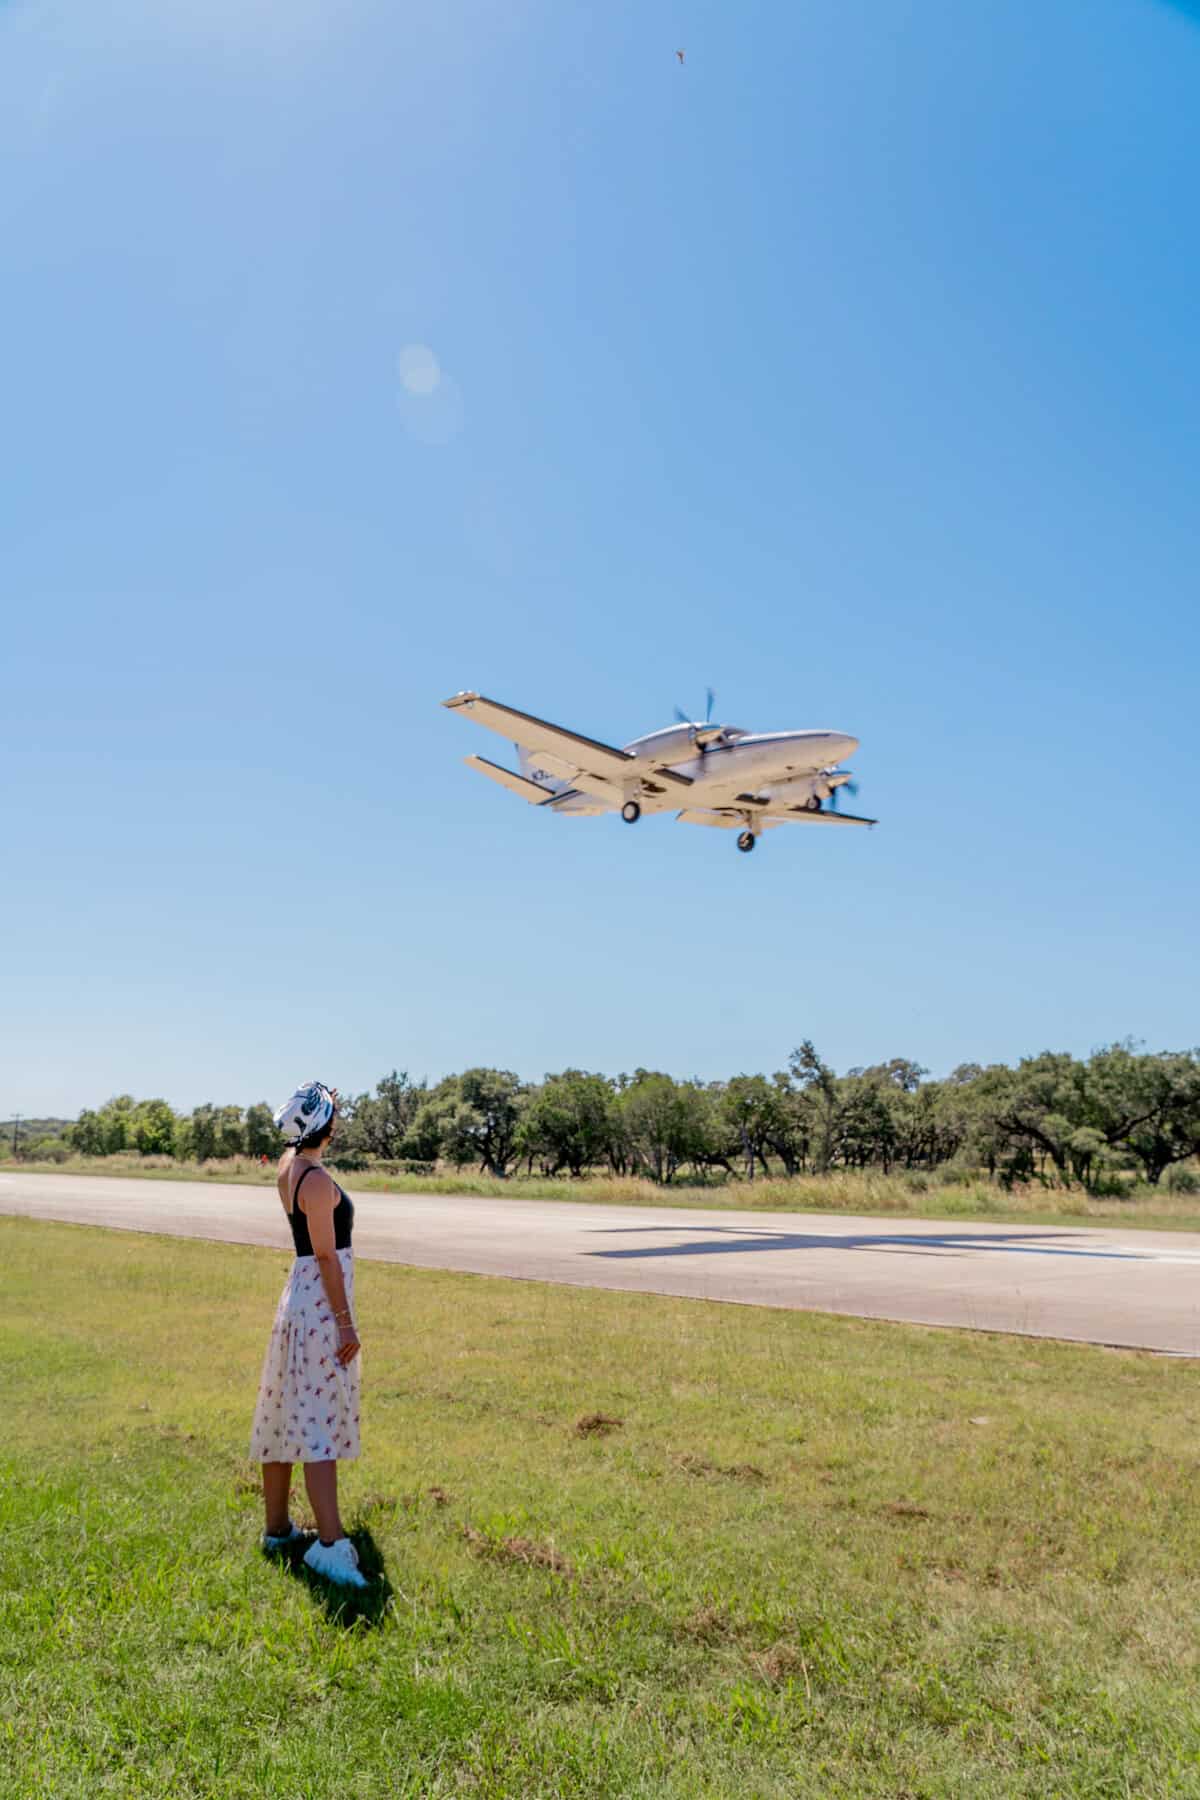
828,777,860,810
673,687,724,750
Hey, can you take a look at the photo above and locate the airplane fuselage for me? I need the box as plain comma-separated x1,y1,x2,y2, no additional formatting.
620,727,859,812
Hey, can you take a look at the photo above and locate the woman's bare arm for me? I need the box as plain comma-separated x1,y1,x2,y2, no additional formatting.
298,1170,360,1366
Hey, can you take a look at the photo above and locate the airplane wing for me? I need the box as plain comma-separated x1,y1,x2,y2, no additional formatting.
443,692,692,799
677,807,877,829
676,809,781,831
778,807,877,827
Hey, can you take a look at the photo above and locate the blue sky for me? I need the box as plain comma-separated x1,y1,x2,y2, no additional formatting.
3,0,1199,1118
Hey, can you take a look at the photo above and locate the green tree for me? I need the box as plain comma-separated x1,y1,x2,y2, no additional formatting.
426,1094,480,1169
1065,1126,1111,1191
992,1053,1085,1183
945,1063,1020,1180
132,1099,176,1156
852,1060,934,1169
244,1103,277,1158
617,1073,711,1184
836,1074,896,1171
761,1071,810,1175
789,1042,840,1172
1107,1051,1200,1185
214,1105,245,1159
518,1071,615,1177
189,1104,218,1163
97,1095,137,1155
409,1070,526,1175
341,1071,426,1160
718,1075,789,1179
405,1082,454,1164
1081,1044,1200,1184
69,1109,105,1156
458,1068,526,1175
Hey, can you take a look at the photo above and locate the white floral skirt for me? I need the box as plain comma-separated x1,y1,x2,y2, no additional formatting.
249,1249,361,1464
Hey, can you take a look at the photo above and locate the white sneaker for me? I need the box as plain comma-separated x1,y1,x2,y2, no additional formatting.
302,1536,369,1588
262,1519,306,1552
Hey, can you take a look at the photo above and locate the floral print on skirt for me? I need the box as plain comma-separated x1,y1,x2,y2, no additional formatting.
250,1249,361,1463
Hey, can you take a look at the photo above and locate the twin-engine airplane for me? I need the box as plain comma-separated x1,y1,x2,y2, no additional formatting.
442,690,877,853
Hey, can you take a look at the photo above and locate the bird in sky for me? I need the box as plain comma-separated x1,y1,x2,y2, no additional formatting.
676,48,685,64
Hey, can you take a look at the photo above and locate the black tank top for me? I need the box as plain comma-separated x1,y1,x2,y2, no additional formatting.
286,1163,354,1258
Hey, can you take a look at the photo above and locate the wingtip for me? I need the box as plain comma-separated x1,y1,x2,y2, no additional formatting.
442,690,480,710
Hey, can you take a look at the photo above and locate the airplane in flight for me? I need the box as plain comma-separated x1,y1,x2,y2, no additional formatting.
442,690,876,853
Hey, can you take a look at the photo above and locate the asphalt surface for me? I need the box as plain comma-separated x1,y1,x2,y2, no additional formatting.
3,1171,1200,1354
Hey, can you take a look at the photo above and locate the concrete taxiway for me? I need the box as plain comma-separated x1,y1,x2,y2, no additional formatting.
2,1171,1199,1354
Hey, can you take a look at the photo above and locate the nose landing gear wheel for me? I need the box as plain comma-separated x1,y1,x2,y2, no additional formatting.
736,830,756,853
621,801,642,824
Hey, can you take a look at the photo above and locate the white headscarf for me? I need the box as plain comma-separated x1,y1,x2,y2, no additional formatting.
273,1080,336,1146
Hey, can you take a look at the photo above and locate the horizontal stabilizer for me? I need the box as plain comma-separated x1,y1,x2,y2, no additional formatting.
464,755,561,804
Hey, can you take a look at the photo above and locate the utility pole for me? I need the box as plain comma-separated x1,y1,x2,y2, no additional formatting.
11,1114,20,1160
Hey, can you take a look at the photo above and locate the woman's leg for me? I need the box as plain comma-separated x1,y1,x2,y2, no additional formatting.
303,1461,344,1543
262,1461,293,1536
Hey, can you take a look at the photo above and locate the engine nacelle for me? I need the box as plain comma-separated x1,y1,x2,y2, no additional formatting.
622,722,747,766
765,770,853,806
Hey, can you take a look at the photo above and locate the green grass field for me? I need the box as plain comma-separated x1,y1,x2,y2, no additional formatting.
3,1216,1199,1797
8,1152,1200,1232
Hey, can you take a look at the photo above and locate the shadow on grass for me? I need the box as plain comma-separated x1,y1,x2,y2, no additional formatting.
266,1525,393,1628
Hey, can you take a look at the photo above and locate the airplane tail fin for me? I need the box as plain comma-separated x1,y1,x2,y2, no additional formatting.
516,744,570,795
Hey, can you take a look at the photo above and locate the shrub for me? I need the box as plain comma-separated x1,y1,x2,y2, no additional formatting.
26,1137,72,1164
1164,1166,1200,1195
1088,1170,1130,1199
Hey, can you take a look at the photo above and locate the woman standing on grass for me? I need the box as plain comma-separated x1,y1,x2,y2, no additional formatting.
249,1080,367,1588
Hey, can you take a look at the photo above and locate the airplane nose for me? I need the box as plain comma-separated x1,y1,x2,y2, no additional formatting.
833,734,858,762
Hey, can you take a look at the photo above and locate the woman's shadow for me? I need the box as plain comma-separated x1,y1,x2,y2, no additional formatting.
268,1523,392,1627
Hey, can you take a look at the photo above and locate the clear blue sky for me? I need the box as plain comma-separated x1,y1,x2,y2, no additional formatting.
3,0,1198,1118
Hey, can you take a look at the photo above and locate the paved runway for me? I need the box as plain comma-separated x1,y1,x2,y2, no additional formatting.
3,1171,1199,1354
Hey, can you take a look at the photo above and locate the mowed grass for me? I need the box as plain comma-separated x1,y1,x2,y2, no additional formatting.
2,1219,1199,1798
9,1153,1200,1231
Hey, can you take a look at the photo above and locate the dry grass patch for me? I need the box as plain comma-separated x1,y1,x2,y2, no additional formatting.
881,1500,932,1521
676,1451,767,1483
678,1605,738,1645
750,1642,813,1694
573,1411,623,1437
459,1523,575,1577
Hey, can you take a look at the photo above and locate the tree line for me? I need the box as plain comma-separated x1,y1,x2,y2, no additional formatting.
50,1042,1200,1192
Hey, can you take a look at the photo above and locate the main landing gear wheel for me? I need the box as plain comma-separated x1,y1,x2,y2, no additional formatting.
805,797,822,812
736,830,756,853
621,800,642,824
